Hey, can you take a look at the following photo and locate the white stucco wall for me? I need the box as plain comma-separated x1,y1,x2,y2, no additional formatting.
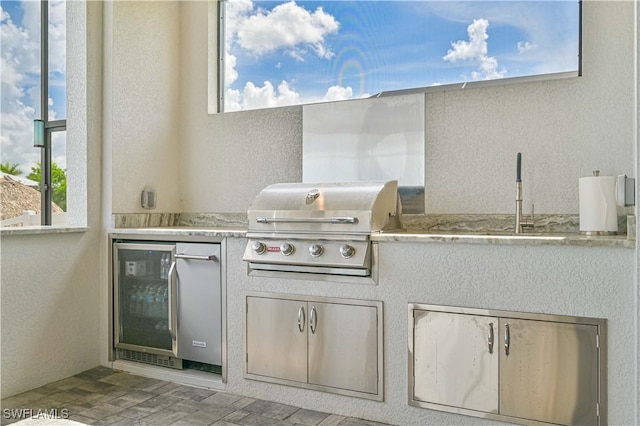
0,1,103,398
108,1,182,214
1,233,102,398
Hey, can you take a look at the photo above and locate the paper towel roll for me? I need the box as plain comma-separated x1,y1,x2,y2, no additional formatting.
579,176,618,233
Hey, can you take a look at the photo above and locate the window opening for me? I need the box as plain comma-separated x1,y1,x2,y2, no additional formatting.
218,0,581,112
0,0,67,226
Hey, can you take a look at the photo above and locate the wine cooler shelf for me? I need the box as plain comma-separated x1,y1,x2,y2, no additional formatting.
126,282,168,319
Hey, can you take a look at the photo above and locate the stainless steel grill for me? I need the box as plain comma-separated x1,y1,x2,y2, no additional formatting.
242,180,402,280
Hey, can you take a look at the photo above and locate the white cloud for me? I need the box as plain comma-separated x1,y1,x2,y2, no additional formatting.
322,85,353,102
235,1,339,60
226,79,355,111
225,51,238,87
443,18,505,80
428,1,578,75
517,40,537,54
1,1,66,174
223,0,342,111
48,0,66,76
241,80,300,110
1,3,41,174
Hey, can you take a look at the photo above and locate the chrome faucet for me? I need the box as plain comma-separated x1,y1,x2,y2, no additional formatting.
515,152,534,233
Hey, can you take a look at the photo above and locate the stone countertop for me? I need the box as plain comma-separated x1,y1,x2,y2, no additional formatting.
372,230,635,248
109,226,247,239
109,226,634,249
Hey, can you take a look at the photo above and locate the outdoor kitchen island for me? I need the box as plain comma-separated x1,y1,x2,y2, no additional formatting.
109,223,634,426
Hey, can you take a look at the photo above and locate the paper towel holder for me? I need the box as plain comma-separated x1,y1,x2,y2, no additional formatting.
616,174,635,207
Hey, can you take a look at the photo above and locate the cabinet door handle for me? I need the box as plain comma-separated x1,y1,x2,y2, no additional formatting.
488,322,494,354
297,306,305,333
309,306,317,334
504,323,511,356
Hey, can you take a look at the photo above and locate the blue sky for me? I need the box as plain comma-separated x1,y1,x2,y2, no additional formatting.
224,0,580,111
1,0,66,175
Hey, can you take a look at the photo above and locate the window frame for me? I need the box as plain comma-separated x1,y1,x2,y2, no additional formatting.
37,0,67,226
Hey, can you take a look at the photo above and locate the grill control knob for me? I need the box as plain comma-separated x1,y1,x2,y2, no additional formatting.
251,241,267,255
340,244,356,259
280,242,295,256
309,244,324,257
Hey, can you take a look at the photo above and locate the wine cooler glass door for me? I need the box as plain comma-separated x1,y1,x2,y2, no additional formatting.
114,242,177,357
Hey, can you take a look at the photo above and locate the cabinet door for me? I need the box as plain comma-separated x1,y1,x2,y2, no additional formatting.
413,310,499,413
175,243,222,366
246,297,307,383
308,302,378,394
500,319,599,425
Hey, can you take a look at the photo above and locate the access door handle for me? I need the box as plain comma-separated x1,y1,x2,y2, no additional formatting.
309,306,317,334
488,322,494,354
297,306,305,333
504,323,511,356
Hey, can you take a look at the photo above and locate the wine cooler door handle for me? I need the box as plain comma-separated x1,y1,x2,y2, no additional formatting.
167,260,177,340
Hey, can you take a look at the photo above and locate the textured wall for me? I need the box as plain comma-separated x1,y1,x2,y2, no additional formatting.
109,1,182,214
176,1,634,216
1,231,101,398
223,238,635,425
0,1,103,398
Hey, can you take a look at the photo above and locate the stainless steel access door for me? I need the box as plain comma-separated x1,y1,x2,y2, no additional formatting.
246,296,308,383
413,310,499,413
175,243,222,366
307,302,379,395
500,319,600,425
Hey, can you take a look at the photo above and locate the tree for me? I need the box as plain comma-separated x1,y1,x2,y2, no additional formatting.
27,162,67,211
0,162,23,176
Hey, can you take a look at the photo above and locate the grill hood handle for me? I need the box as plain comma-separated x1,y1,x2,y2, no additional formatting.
255,217,359,225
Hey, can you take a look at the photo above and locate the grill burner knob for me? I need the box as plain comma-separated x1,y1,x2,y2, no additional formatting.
309,244,324,257
251,241,267,255
280,242,295,256
339,244,356,259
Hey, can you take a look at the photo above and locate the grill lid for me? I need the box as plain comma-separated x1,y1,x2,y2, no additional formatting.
247,180,402,235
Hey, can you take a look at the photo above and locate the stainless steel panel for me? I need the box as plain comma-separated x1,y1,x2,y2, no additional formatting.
247,262,370,277
246,297,308,383
176,243,222,365
247,180,401,234
243,239,370,269
413,310,499,413
500,319,599,425
308,302,378,395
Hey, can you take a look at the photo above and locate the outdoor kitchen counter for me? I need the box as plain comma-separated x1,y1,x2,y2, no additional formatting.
110,227,633,248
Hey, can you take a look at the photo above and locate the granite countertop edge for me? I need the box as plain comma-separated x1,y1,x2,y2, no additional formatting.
109,227,634,249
